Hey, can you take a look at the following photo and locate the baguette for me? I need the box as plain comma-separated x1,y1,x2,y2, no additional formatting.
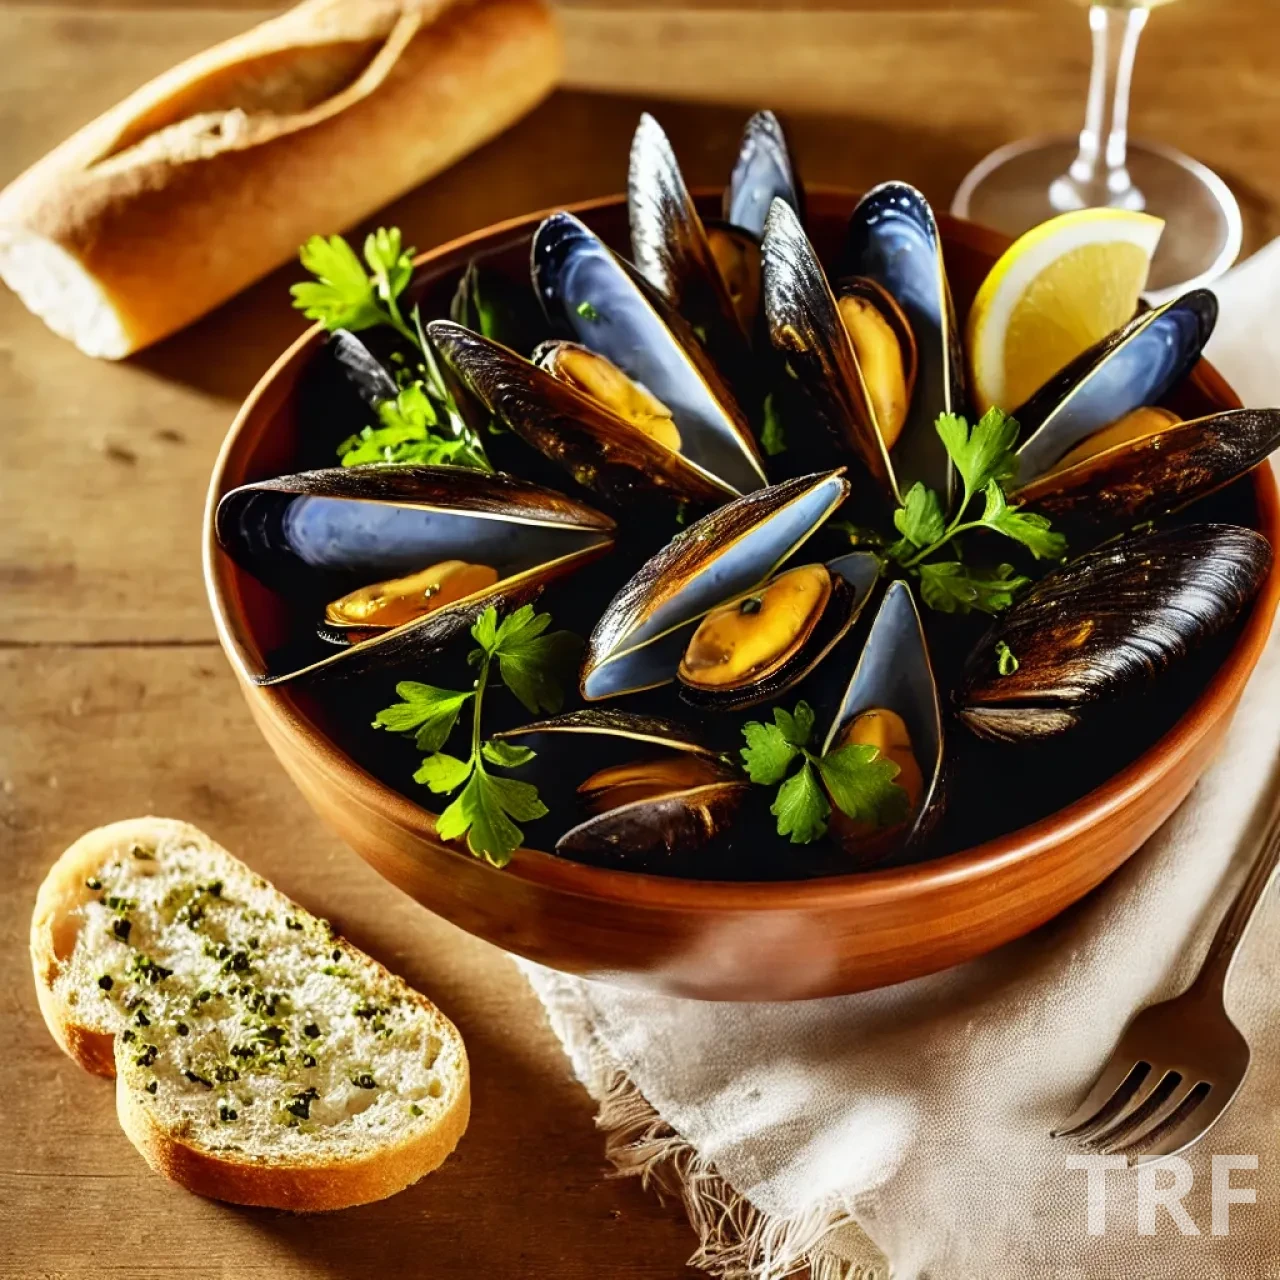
0,0,560,358
31,817,469,1211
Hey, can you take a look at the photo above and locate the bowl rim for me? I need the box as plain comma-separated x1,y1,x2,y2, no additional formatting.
204,186,1280,913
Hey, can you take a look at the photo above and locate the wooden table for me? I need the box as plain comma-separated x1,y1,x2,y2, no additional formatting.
2,2,1277,1275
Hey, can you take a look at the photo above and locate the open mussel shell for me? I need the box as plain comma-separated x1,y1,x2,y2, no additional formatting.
215,465,615,685
723,110,801,240
676,551,882,713
531,211,767,495
496,708,726,757
427,322,736,509
497,710,747,862
841,182,962,502
762,198,897,498
581,470,849,700
820,580,945,862
956,523,1272,743
1016,408,1280,542
628,113,754,376
1013,290,1218,483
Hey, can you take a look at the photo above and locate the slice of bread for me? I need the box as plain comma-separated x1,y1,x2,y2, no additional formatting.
31,817,469,1210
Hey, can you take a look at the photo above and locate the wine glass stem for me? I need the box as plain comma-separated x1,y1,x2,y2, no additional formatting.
1050,3,1149,213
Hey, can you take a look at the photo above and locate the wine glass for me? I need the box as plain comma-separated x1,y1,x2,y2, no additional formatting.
951,0,1242,297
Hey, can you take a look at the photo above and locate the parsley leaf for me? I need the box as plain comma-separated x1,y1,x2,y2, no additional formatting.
481,740,536,768
936,406,1020,497
995,640,1020,676
412,752,473,794
980,481,1067,560
363,228,415,310
373,683,474,752
760,391,787,456
472,604,583,715
917,560,1030,615
292,235,385,333
816,745,909,830
741,701,909,846
893,483,946,549
741,719,801,785
772,760,830,844
436,770,548,867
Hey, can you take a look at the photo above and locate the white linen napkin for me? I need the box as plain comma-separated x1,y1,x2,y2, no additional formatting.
521,241,1280,1280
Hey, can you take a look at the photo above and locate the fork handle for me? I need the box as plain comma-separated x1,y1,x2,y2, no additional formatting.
1196,775,1280,991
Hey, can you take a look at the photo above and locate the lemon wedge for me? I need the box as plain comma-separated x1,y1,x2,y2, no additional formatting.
966,209,1164,414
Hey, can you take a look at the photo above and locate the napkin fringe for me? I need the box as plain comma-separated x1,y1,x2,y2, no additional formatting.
528,964,881,1280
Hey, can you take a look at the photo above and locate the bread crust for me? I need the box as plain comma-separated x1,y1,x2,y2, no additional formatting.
31,815,471,1210
0,0,561,356
115,1031,471,1211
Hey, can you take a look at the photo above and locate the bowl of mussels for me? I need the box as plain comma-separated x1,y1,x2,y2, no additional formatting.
205,112,1280,1000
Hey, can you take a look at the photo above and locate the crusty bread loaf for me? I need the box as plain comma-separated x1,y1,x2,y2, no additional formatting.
0,0,560,358
31,817,469,1211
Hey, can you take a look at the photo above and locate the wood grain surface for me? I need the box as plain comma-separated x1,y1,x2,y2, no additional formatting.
2,1,1278,1275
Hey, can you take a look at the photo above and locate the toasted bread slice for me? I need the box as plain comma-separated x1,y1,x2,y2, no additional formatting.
31,817,469,1210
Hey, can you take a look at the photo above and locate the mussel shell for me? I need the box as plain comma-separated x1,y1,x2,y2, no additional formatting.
496,708,724,758
1016,409,1280,543
581,470,850,700
556,778,749,861
330,329,399,407
1013,290,1218,482
821,579,945,855
723,110,801,239
427,321,736,509
215,465,614,684
956,523,1272,743
841,182,962,501
677,551,882,713
762,198,896,497
531,211,767,495
628,113,755,383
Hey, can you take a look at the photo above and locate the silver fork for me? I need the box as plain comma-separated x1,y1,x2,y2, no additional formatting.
1051,778,1280,1164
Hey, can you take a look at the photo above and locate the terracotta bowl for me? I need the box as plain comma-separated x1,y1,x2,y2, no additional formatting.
204,189,1280,1001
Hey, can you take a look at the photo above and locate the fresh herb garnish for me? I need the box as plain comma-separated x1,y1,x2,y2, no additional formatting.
879,407,1066,614
995,640,1020,676
760,391,787,456
292,229,417,343
374,605,582,867
576,300,602,321
740,701,909,844
292,229,491,470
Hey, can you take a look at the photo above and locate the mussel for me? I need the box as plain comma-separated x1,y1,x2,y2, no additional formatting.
956,523,1272,743
330,329,400,407
676,551,881,712
840,182,964,499
581,470,849,700
531,211,767,495
215,465,615,684
762,187,959,505
1012,290,1218,483
819,580,944,862
709,112,801,332
1016,408,1280,543
428,321,738,508
496,710,747,861
721,110,801,242
628,113,754,385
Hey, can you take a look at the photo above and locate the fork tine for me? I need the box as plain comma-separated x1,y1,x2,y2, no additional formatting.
1094,1076,1201,1154
1084,1068,1185,1150
1051,1059,1150,1138
1132,1083,1237,1164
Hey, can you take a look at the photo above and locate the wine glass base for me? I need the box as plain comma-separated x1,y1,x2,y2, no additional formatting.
951,135,1243,299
